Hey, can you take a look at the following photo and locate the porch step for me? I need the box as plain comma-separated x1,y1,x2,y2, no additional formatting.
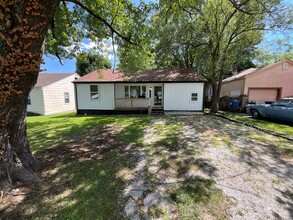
151,108,164,115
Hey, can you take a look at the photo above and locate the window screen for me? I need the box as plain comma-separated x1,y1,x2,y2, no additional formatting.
125,86,129,98
90,85,99,99
64,92,70,103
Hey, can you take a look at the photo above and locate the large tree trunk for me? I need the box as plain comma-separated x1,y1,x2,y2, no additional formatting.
0,0,60,183
1,73,40,182
210,67,225,113
210,81,219,113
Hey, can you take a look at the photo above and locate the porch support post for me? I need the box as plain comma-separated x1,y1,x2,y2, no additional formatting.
148,99,152,116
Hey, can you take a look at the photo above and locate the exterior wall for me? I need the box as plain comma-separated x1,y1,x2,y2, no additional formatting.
76,83,115,110
27,88,45,115
244,61,293,98
42,74,79,115
163,83,204,111
221,78,245,97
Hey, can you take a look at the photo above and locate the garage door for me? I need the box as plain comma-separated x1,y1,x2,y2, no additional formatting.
248,88,278,104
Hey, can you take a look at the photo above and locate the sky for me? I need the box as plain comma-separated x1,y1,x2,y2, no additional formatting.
41,0,292,73
41,0,153,73
41,38,117,73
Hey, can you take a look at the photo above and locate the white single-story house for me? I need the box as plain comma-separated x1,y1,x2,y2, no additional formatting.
73,68,207,114
27,73,80,115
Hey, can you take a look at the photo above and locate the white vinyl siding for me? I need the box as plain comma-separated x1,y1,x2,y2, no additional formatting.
42,74,78,115
164,83,204,111
76,84,115,110
27,88,45,115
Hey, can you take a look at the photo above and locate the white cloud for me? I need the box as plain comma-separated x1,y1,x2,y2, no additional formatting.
64,38,119,68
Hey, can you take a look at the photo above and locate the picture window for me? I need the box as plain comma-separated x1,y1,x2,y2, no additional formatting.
124,86,146,98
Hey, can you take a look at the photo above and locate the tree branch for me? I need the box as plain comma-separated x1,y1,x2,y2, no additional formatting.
182,42,208,48
50,18,63,65
66,0,139,46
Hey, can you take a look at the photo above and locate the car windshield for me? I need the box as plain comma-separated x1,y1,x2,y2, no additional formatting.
272,99,292,105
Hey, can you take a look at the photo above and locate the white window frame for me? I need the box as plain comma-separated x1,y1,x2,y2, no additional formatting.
64,92,70,104
191,92,198,101
28,95,31,105
124,85,147,98
90,85,99,100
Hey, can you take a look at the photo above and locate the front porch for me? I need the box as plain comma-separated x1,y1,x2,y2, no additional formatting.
114,83,163,111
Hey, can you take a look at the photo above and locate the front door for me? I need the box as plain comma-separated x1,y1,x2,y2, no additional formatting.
154,86,163,107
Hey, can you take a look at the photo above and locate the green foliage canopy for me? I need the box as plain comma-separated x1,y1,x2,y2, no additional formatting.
45,0,146,60
76,52,111,76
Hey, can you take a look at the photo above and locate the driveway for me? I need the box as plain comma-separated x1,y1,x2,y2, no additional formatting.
123,115,293,219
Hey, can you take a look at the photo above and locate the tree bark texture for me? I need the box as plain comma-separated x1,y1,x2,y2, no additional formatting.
0,0,61,183
210,81,219,113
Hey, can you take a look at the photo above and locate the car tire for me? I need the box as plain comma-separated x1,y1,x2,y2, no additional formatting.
252,110,260,119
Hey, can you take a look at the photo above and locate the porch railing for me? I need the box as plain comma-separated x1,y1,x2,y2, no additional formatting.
115,98,149,109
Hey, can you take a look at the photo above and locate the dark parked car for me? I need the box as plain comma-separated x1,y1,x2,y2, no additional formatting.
246,97,293,123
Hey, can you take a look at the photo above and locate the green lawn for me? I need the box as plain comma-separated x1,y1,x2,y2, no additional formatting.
2,113,151,219
225,112,293,137
0,113,231,219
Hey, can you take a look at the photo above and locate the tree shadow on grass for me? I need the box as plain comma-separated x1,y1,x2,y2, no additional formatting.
0,116,151,219
27,115,150,153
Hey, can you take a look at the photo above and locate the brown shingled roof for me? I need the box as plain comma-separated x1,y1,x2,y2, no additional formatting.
73,68,207,83
36,73,76,87
222,68,257,83
73,69,125,82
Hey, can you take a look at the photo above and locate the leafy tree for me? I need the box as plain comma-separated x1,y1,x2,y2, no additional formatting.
117,2,156,74
255,36,293,66
148,0,291,112
0,0,144,184
76,52,111,76
118,44,156,74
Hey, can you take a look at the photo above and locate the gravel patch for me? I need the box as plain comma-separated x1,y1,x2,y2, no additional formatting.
123,119,178,220
122,115,293,219
182,115,293,220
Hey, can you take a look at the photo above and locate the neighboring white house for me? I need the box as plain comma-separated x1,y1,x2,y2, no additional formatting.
27,73,80,115
73,69,207,114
